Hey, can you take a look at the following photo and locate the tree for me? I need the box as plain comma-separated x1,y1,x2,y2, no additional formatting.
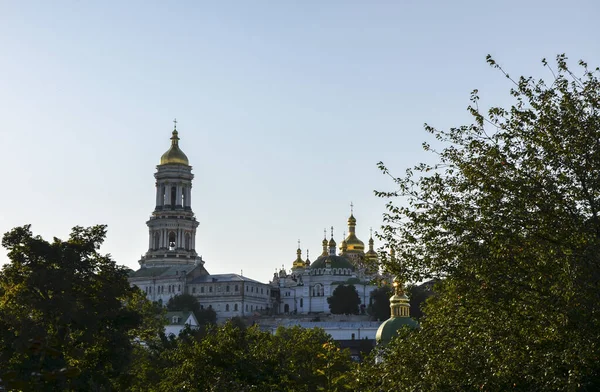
0,225,163,391
166,293,216,326
366,285,392,321
328,284,361,315
370,55,600,390
156,323,354,392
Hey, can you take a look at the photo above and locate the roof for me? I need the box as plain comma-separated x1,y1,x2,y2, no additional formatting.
375,317,418,345
165,311,197,326
310,255,355,271
129,264,198,279
188,273,266,285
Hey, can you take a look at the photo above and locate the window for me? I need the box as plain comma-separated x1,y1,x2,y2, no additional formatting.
178,285,181,292
234,304,238,311
185,234,190,250
192,287,196,294
300,298,303,307
201,286,205,293
251,287,254,293
169,232,176,250
200,305,204,309
172,316,180,323
226,304,230,311
170,186,176,208
226,285,230,292
246,304,248,311
235,285,239,292
246,286,249,292
261,288,263,294
351,333,355,340
209,286,213,293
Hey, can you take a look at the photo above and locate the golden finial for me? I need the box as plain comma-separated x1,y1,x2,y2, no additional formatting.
393,277,405,296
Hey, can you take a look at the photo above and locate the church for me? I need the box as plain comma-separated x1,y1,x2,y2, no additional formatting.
128,123,273,318
129,122,382,320
270,211,380,315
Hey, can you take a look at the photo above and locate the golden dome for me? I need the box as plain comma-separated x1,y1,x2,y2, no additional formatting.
160,130,189,165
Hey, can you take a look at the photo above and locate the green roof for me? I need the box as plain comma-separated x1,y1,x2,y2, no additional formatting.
165,311,195,325
376,317,418,345
310,255,355,271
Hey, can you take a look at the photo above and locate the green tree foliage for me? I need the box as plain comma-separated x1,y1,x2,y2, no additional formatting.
367,285,392,321
327,284,361,315
151,323,354,391
371,55,600,390
0,225,163,391
166,293,217,326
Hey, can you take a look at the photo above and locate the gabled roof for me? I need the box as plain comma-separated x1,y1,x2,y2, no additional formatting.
165,311,198,326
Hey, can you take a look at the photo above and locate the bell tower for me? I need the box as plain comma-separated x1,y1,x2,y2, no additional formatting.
139,120,202,268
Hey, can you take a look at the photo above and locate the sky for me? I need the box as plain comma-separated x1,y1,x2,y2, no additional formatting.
1,0,599,284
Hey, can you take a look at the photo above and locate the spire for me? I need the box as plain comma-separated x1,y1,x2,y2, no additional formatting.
344,203,364,253
365,227,378,263
328,226,336,256
171,118,180,146
340,231,348,255
292,239,305,269
321,228,328,257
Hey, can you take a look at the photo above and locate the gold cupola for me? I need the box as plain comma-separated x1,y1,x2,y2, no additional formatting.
344,204,365,253
292,240,305,269
365,228,378,262
160,122,190,165
340,231,348,255
375,277,418,345
321,229,328,257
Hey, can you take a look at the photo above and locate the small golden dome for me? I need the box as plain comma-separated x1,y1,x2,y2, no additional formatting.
160,130,189,165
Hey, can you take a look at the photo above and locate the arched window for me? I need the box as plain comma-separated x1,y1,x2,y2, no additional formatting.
234,303,238,311
185,233,190,250
300,298,303,307
226,304,230,311
169,232,176,250
234,285,239,292
284,304,289,313
181,187,186,207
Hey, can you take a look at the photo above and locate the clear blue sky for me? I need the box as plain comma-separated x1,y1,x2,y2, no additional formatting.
1,0,599,283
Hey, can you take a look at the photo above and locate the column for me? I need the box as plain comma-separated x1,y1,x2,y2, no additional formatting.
165,183,171,206
187,187,191,208
176,185,182,207
148,230,152,249
191,232,196,250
